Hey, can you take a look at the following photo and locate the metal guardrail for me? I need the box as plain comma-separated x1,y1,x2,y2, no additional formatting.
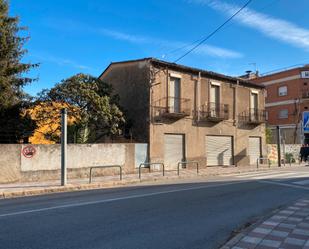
177,161,199,176
256,157,270,169
139,162,165,179
89,165,122,183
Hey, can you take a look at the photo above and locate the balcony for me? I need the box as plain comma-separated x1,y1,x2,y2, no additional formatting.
152,97,191,120
301,90,309,99
196,102,229,122
238,108,266,124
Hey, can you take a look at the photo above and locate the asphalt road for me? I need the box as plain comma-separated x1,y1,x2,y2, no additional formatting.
1,169,309,249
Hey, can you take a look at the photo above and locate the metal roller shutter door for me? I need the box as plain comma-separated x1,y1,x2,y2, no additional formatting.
164,134,184,170
249,137,261,165
206,136,233,166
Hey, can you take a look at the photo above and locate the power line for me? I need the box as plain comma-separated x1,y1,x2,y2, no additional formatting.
173,0,253,63
162,0,279,60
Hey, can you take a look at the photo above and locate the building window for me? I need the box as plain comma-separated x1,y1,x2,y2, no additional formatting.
278,109,288,119
278,86,287,96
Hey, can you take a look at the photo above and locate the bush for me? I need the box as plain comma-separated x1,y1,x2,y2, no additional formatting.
285,153,295,163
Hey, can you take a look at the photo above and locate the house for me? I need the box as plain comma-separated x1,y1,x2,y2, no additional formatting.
251,65,309,144
100,58,266,168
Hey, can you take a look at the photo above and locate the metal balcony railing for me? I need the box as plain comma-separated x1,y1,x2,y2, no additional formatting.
238,108,266,124
301,90,309,99
196,102,229,122
152,97,191,119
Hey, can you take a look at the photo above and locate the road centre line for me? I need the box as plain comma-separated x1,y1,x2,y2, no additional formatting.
259,179,309,191
0,180,250,218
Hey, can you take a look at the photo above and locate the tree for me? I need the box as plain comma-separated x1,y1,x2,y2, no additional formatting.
0,0,38,108
266,127,272,144
25,102,77,144
36,74,125,143
0,0,38,142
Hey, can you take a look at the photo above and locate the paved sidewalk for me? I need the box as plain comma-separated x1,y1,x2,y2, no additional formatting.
0,164,302,199
221,199,309,249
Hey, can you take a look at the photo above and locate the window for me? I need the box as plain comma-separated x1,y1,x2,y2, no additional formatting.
169,77,181,113
210,84,220,117
278,86,287,96
210,84,220,104
250,92,258,110
278,109,288,119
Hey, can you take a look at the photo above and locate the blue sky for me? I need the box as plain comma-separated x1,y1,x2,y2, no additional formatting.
9,0,309,96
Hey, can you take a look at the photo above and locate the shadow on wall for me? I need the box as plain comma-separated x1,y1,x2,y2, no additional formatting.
217,149,228,165
234,148,249,166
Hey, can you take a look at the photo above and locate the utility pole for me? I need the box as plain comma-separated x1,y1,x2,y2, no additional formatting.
277,126,281,167
61,108,67,186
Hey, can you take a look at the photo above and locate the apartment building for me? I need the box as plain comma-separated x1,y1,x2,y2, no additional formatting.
100,58,266,168
251,65,309,144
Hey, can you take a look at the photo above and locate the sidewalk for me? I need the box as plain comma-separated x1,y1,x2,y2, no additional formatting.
221,198,309,249
0,163,302,199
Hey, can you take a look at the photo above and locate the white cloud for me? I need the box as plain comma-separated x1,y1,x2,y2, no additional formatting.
187,0,309,51
31,53,93,71
95,28,243,59
43,18,243,59
98,28,150,44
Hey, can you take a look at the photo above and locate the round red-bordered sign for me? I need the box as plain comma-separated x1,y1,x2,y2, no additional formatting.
22,145,36,158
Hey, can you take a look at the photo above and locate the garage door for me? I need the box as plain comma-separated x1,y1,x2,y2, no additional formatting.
164,134,184,170
249,137,261,165
206,136,233,166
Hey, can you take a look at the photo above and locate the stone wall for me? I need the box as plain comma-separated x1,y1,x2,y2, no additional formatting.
267,144,301,163
0,143,147,184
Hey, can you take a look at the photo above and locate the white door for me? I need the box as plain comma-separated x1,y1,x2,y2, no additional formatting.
250,93,258,120
206,135,233,166
164,134,184,170
249,137,261,165
169,77,180,113
210,85,220,117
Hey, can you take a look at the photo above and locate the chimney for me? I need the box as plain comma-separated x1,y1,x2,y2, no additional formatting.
239,70,259,80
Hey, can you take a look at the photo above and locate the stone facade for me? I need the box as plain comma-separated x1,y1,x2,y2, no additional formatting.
100,58,266,167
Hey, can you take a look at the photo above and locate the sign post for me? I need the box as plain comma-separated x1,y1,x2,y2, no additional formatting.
303,111,309,137
276,126,281,167
61,108,67,186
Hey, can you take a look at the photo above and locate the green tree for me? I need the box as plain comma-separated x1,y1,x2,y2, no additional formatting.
266,127,272,144
0,0,38,142
0,0,37,108
37,73,125,143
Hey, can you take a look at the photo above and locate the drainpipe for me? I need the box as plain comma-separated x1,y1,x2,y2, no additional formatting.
197,72,201,120
277,125,281,167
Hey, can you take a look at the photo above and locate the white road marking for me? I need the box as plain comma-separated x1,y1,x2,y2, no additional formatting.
251,172,297,180
224,171,277,177
259,180,309,191
233,171,309,181
293,179,309,185
0,180,249,218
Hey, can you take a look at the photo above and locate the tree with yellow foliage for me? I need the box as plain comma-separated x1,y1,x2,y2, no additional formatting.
26,102,76,144
30,74,125,144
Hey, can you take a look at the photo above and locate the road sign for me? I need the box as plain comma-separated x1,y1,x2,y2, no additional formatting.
303,111,309,133
22,145,36,158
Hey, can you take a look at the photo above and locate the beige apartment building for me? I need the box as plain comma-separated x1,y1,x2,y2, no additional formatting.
100,58,266,168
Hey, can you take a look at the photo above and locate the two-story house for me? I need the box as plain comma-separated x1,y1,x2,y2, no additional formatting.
100,58,266,168
252,65,309,144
